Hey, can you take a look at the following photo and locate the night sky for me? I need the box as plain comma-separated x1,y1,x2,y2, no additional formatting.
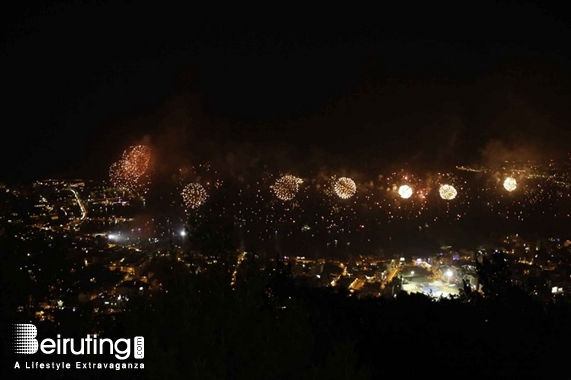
1,1,570,183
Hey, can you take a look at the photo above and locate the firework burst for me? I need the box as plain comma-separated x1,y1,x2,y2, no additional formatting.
334,177,357,199
182,183,208,210
272,175,303,201
109,145,152,194
398,184,413,199
504,177,517,192
439,184,458,200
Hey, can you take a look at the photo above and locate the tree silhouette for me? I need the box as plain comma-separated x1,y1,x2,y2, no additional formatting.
476,250,515,299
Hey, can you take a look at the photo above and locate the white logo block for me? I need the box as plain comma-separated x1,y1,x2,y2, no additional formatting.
13,324,38,354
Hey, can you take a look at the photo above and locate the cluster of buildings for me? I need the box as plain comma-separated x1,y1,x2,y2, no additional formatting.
1,176,570,327
283,232,571,302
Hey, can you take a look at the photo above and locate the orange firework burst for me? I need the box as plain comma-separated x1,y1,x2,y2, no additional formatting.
122,145,151,178
109,145,152,193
